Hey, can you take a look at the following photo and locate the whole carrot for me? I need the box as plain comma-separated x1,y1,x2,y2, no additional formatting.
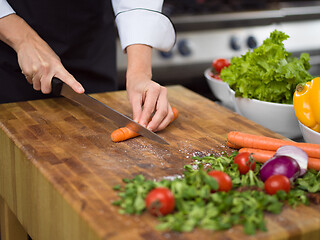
307,158,320,171
111,107,179,143
227,131,320,159
226,140,241,149
239,148,274,163
239,147,320,171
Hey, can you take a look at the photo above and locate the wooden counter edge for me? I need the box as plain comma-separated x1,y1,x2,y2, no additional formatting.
0,129,101,240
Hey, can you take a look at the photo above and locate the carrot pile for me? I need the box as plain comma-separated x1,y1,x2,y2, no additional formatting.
111,107,179,143
227,131,320,171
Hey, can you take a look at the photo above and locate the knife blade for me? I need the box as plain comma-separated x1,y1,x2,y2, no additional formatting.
51,77,169,145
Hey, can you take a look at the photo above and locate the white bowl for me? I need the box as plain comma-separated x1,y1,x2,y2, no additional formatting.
204,68,235,110
230,89,301,139
298,121,320,144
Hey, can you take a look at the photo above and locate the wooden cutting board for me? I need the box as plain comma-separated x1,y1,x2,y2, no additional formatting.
0,85,319,240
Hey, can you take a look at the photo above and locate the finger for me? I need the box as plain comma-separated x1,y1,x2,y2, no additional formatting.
130,96,143,123
36,61,53,94
31,72,41,91
21,70,33,84
40,72,55,94
25,75,33,84
139,86,159,128
146,87,171,131
153,104,174,132
55,71,84,94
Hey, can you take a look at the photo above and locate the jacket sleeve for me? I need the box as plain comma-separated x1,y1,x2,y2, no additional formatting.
0,0,15,18
111,0,176,52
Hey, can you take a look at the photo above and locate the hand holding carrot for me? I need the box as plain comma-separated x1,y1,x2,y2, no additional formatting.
111,107,179,143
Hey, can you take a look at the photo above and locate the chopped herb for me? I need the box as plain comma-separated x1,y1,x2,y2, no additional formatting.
113,152,318,235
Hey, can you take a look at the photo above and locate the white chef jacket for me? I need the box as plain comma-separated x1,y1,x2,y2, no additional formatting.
0,0,175,52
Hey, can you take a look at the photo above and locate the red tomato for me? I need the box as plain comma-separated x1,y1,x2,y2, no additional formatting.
145,187,175,216
207,170,232,192
234,152,256,174
212,58,230,73
264,175,291,195
209,72,222,80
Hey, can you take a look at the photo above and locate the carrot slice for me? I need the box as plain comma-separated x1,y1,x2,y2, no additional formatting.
227,131,320,159
110,127,139,143
239,147,320,171
111,107,179,143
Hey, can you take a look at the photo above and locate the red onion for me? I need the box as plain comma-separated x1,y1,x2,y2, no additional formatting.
260,155,300,182
274,145,308,176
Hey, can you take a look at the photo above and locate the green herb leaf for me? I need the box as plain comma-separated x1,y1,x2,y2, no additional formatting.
112,151,315,235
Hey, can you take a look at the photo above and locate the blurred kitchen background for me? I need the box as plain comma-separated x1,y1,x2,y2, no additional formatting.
116,0,320,100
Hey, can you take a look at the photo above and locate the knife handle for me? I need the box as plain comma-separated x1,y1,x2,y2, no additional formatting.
51,77,63,96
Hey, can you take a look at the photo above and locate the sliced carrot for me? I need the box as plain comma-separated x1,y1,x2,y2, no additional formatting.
111,107,179,143
110,127,139,143
239,147,320,171
227,131,320,159
171,107,179,120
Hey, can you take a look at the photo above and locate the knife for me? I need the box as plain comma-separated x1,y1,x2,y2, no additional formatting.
51,77,169,145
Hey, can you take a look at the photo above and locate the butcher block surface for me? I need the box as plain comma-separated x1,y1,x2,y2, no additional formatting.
0,85,319,240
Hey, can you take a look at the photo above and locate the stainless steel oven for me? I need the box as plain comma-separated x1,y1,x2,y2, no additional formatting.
116,1,320,98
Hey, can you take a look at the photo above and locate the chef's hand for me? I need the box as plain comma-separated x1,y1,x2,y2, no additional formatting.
126,44,174,132
0,14,84,94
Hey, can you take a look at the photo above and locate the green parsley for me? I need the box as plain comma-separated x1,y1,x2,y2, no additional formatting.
113,152,317,235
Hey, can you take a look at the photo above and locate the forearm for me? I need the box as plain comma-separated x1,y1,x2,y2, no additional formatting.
126,44,153,84
0,14,42,52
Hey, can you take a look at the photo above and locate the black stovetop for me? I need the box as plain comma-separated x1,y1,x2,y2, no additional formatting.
163,0,320,17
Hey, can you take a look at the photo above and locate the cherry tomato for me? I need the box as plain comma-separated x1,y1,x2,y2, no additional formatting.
207,170,232,192
212,58,230,73
209,72,222,80
234,152,256,174
264,175,291,195
145,187,175,216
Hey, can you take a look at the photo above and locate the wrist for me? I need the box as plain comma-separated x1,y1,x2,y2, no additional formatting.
126,68,152,80
126,44,153,82
126,70,152,89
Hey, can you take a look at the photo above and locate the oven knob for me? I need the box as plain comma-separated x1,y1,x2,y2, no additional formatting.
158,50,173,59
230,36,241,51
178,39,192,56
247,36,257,49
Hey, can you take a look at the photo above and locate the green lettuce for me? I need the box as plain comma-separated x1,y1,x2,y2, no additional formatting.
220,30,313,104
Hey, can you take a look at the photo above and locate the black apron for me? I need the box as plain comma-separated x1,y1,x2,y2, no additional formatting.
0,0,117,103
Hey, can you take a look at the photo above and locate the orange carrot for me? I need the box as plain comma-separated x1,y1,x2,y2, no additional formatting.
226,140,241,149
111,107,179,143
239,148,274,163
308,158,320,171
239,147,320,171
111,127,139,142
227,131,320,159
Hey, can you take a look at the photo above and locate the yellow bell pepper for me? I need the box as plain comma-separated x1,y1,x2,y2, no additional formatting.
293,77,320,132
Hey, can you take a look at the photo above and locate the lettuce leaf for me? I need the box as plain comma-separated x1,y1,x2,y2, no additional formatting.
220,30,313,104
